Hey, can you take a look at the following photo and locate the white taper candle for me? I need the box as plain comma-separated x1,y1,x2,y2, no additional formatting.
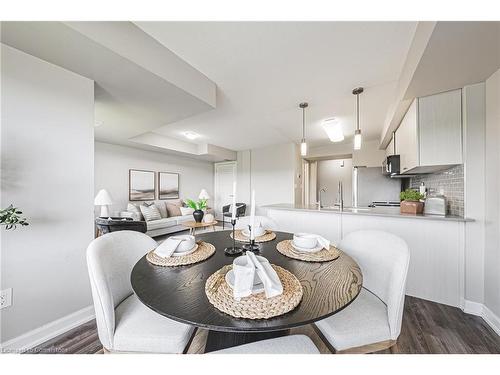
231,181,237,220
249,190,256,240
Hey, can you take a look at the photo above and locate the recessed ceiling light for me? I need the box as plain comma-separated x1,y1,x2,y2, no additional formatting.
322,118,344,142
182,131,200,140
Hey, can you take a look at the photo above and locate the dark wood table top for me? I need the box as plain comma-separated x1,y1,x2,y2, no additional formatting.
131,231,362,333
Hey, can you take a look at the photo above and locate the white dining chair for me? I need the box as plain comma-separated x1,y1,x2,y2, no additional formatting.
315,230,410,354
86,231,195,353
235,215,278,231
212,335,319,354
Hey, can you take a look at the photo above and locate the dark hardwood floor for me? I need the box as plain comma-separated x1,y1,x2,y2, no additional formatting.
27,296,500,354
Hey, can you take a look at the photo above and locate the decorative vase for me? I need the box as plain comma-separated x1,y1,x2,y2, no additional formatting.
193,209,204,223
400,200,424,215
203,213,215,223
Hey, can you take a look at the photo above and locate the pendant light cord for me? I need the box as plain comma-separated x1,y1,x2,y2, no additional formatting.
302,106,305,140
356,93,360,131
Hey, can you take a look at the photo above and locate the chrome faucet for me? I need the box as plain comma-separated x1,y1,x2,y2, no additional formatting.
318,188,327,209
333,181,344,211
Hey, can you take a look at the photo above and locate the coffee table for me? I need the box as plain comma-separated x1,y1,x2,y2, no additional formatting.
182,220,218,235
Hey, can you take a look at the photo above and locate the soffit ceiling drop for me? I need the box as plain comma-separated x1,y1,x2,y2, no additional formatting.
1,21,235,162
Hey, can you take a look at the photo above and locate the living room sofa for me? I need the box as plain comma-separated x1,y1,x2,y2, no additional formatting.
120,199,195,238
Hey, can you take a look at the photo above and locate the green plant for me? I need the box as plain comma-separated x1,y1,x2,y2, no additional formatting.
400,189,424,202
185,198,207,211
0,205,29,230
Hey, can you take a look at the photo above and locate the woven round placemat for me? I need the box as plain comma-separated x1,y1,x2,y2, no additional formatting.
276,240,341,262
230,229,277,243
205,264,303,319
146,241,215,267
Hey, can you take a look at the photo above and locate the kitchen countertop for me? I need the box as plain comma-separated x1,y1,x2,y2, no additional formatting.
262,203,473,222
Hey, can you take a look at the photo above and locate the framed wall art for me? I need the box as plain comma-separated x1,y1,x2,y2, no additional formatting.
158,172,179,199
129,169,156,201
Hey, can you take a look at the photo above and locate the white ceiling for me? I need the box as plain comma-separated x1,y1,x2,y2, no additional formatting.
136,21,417,150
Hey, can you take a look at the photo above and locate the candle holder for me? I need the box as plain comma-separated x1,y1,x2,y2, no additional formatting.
242,225,261,252
224,219,243,256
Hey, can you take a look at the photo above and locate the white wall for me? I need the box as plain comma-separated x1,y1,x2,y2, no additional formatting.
0,44,95,344
236,143,297,213
485,70,500,319
463,83,486,306
94,142,214,215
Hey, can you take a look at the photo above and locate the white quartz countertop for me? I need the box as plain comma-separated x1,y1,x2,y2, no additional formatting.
262,203,473,222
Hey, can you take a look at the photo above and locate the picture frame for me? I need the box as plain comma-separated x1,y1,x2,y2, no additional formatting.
158,172,180,200
129,169,156,201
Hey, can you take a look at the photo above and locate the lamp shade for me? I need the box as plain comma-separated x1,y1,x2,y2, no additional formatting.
94,189,113,206
199,189,211,200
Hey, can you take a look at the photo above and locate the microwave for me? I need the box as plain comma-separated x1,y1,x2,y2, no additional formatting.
382,155,401,176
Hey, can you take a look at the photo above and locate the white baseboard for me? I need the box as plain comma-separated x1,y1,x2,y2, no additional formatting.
482,305,500,336
463,300,500,336
1,305,95,353
463,300,484,316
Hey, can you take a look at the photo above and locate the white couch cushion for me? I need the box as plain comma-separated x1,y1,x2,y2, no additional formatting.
315,288,391,351
179,207,194,216
176,215,194,223
146,217,178,231
213,335,319,354
113,294,194,353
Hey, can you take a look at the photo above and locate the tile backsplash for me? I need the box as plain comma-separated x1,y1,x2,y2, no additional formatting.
409,164,464,217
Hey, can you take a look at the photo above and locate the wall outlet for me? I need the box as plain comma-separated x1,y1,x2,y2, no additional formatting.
0,288,13,309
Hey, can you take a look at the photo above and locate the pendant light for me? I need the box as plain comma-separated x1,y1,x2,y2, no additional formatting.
352,87,364,150
299,102,309,156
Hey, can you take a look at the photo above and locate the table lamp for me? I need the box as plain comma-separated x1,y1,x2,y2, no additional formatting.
199,189,211,200
94,189,113,217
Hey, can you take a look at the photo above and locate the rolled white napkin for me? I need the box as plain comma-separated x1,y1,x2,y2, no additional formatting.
154,237,183,258
315,235,330,250
233,256,255,300
246,252,283,298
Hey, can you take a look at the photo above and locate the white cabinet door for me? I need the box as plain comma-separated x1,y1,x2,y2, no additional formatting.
397,99,419,174
418,89,462,166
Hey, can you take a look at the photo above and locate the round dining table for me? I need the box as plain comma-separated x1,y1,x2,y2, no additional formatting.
131,230,362,352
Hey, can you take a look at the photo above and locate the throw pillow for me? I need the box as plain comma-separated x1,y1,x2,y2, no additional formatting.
166,199,183,217
139,203,161,222
179,207,194,216
127,203,143,221
156,202,168,218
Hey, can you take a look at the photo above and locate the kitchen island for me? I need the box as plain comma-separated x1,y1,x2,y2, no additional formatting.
262,203,471,308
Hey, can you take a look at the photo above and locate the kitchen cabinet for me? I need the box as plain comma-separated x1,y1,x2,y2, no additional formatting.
396,89,463,174
396,99,419,173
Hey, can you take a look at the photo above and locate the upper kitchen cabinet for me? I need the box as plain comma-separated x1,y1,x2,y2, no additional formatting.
396,99,419,173
396,89,463,174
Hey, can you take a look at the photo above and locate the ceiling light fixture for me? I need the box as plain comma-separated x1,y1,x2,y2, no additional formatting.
352,87,364,150
299,102,308,157
322,118,344,142
182,131,200,140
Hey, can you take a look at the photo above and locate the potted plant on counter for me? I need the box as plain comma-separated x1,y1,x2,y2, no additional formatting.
1,205,29,230
400,189,425,215
185,198,208,223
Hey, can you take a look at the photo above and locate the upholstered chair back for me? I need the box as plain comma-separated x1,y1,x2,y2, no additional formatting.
86,231,157,349
339,230,410,339
235,215,279,231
